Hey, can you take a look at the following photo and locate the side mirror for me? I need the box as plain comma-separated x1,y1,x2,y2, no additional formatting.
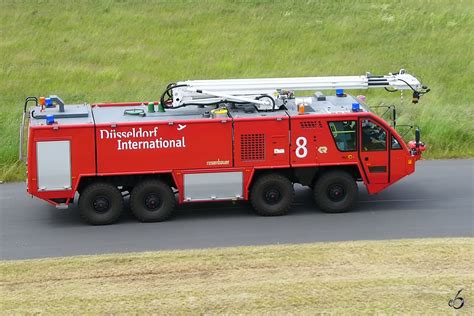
415,128,421,148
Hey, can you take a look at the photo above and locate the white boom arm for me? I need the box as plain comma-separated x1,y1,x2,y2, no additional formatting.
167,69,427,110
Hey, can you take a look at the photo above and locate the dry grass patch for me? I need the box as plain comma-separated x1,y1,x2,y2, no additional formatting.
1,238,473,314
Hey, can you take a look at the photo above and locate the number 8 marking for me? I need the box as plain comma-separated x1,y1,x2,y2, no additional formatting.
296,136,308,158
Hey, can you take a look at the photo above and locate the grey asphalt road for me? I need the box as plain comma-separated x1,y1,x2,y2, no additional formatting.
1,160,472,260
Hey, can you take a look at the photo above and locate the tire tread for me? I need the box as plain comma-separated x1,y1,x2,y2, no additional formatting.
130,180,175,222
78,182,124,225
250,173,294,216
313,170,358,213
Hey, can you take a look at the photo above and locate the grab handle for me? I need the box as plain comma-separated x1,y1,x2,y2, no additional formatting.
19,97,38,162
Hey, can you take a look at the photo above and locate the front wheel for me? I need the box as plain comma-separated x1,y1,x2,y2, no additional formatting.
250,173,294,216
78,182,124,225
313,171,358,213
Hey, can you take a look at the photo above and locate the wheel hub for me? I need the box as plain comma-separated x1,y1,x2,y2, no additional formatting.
144,193,162,211
264,187,282,205
92,196,110,213
327,184,345,202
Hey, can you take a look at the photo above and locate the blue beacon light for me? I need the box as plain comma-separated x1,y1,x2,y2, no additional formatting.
336,89,344,97
46,114,55,125
352,103,360,112
45,98,53,107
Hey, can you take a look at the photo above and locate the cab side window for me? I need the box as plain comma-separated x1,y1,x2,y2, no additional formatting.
329,121,357,151
361,120,387,151
391,136,402,149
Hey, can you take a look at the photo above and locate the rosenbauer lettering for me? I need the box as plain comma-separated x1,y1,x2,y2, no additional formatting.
99,127,186,151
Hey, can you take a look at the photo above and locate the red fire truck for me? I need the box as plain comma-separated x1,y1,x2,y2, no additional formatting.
21,70,429,225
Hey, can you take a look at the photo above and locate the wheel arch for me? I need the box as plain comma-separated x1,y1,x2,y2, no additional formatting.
291,164,362,187
76,173,177,194
249,168,293,189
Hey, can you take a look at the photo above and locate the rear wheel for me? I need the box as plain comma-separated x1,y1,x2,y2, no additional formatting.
313,171,358,213
130,180,175,222
79,182,124,225
250,173,294,216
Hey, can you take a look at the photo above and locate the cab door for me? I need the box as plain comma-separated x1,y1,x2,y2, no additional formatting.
359,118,389,184
389,134,408,183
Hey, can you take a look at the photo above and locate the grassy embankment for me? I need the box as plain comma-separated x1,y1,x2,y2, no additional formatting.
1,0,473,181
1,238,472,314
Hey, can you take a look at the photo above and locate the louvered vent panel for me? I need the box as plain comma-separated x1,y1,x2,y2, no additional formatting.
241,134,265,161
300,121,323,129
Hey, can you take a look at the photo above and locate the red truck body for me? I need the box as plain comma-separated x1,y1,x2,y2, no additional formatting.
23,75,427,225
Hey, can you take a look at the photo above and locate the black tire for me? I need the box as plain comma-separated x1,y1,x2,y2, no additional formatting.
250,173,294,216
78,182,124,225
313,171,358,213
130,180,175,222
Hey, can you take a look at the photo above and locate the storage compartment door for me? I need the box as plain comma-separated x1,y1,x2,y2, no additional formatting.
36,141,71,190
184,172,243,201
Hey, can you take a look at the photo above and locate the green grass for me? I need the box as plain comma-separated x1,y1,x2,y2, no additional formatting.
1,0,473,181
1,238,472,314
